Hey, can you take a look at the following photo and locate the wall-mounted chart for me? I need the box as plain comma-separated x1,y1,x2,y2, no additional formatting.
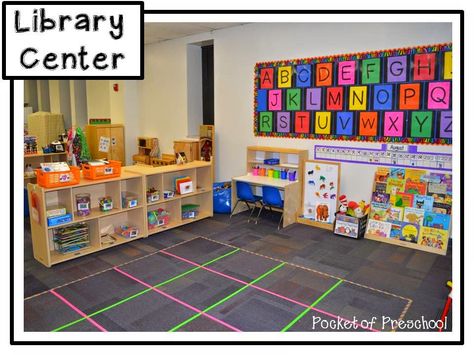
254,43,452,145
298,160,341,230
313,143,452,171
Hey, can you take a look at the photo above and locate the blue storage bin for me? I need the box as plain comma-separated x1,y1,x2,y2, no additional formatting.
47,213,73,227
213,182,231,214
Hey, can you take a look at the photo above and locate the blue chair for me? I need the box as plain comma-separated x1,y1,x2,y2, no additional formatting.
230,181,262,222
256,186,284,229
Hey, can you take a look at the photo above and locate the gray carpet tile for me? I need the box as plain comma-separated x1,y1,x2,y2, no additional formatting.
52,270,147,315
207,288,304,331
24,292,84,332
177,315,232,332
90,291,197,332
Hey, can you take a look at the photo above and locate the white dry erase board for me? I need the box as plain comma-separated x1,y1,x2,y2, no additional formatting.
298,160,341,230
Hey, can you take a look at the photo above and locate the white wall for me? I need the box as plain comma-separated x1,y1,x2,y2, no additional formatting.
86,80,111,118
141,22,452,201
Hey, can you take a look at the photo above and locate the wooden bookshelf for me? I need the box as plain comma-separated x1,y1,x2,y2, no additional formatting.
27,161,213,267
24,152,67,185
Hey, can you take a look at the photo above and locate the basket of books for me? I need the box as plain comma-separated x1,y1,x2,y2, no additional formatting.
82,160,122,180
35,163,81,188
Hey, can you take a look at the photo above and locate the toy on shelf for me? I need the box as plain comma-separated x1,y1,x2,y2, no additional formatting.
147,208,170,229
146,187,160,203
24,135,38,155
99,196,113,212
114,224,139,239
75,193,91,216
121,192,138,208
347,200,370,218
338,195,348,215
150,153,176,167
133,137,159,165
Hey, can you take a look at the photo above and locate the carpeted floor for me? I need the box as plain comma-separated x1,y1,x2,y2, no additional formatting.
24,211,452,332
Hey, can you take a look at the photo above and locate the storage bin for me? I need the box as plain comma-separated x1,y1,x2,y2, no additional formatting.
35,166,81,188
146,189,160,203
333,214,368,239
98,196,113,212
82,160,121,180
121,192,138,208
75,193,91,216
147,209,170,229
182,204,200,220
213,182,231,214
263,158,280,165
47,213,73,227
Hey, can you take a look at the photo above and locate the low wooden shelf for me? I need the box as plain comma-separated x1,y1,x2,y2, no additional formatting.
27,161,213,267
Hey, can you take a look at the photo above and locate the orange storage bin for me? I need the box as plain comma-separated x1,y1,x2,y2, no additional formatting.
35,166,81,188
82,160,121,180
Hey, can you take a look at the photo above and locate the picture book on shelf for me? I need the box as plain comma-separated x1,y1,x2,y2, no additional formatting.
403,207,425,225
405,169,427,183
418,226,449,251
394,192,414,208
404,181,427,195
400,222,420,244
389,222,402,240
428,182,448,195
385,178,406,195
433,202,452,215
365,219,392,239
424,212,451,230
374,181,388,194
369,205,388,221
390,168,406,180
372,192,390,204
375,167,390,182
386,206,404,222
413,195,434,211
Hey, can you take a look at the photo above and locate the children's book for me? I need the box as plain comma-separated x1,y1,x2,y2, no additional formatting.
385,177,406,195
423,212,451,230
421,174,442,184
405,169,427,183
404,181,427,195
428,182,448,195
386,206,404,222
389,222,402,240
372,191,390,204
432,202,452,215
374,181,388,194
402,207,425,225
418,226,449,251
390,168,406,180
427,192,447,204
394,192,414,208
413,195,434,211
369,206,388,221
400,222,420,244
365,219,392,239
375,167,390,182
371,202,391,210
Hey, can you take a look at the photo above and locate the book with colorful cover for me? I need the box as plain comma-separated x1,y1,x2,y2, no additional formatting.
365,219,392,239
418,226,449,251
394,192,414,208
413,195,434,211
390,168,406,180
403,207,425,225
369,205,389,221
428,192,447,204
421,174,442,184
405,169,427,183
372,191,391,204
389,221,402,240
404,181,427,195
424,212,451,230
400,222,420,244
386,206,404,222
428,182,448,195
385,177,406,195
432,202,452,215
375,167,390,182
373,181,388,194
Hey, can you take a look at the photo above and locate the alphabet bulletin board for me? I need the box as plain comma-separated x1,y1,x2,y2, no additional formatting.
254,43,452,145
298,160,341,231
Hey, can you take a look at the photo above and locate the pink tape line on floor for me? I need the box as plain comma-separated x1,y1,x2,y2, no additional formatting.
160,250,379,332
113,267,241,332
49,289,107,332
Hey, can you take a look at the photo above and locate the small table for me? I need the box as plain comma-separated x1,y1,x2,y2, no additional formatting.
231,174,301,228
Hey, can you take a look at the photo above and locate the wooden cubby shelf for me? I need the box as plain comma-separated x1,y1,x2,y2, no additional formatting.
28,161,213,267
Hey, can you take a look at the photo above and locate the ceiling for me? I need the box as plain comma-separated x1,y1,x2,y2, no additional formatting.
144,22,247,44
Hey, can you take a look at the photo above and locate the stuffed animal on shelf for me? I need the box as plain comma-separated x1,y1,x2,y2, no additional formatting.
338,195,348,215
347,200,370,218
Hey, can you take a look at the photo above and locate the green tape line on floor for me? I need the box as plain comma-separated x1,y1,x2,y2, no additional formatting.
280,279,344,332
52,247,240,332
169,262,286,332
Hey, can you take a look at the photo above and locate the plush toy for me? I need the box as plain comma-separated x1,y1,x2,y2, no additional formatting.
338,195,348,214
347,200,370,218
